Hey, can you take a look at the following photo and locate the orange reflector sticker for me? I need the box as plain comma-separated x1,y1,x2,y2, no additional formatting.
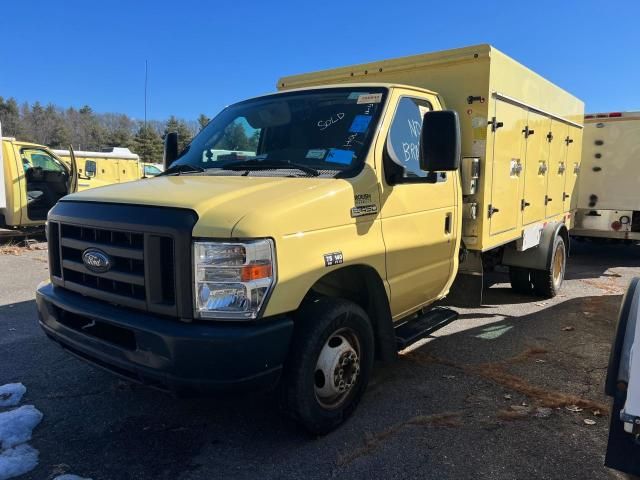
241,263,272,281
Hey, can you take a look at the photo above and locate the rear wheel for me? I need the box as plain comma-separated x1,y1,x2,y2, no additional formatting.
280,297,374,435
509,266,533,294
532,235,566,298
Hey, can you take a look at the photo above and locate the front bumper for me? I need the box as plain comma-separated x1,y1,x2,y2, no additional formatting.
36,282,294,393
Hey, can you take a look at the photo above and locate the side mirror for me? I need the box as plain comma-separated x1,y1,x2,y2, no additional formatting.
163,132,179,169
420,110,461,172
85,160,97,178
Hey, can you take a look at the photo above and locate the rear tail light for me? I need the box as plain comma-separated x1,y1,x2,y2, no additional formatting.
586,112,624,119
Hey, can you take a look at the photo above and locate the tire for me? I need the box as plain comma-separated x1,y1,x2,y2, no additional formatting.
280,297,374,435
532,235,566,298
509,266,532,294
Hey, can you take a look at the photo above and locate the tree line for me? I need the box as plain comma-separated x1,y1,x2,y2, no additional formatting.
0,97,211,163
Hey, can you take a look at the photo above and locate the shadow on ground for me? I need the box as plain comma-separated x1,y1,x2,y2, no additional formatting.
11,290,621,480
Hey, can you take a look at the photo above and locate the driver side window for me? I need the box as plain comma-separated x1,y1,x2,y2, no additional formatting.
21,149,66,173
385,97,442,184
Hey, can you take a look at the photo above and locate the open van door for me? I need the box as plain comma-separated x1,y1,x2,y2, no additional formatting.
67,145,79,194
0,121,7,211
605,277,640,476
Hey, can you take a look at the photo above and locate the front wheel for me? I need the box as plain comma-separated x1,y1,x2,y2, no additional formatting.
280,297,374,435
532,235,567,298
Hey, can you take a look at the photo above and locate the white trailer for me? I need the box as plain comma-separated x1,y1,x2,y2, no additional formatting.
573,112,640,241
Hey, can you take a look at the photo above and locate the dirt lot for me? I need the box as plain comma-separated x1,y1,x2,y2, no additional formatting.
1,239,639,479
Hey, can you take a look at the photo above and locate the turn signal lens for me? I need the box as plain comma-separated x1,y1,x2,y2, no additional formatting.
241,263,273,282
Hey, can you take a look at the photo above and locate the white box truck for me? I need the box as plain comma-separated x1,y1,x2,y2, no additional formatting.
573,112,640,241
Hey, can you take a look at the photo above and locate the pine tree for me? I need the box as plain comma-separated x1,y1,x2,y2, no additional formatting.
132,124,163,163
218,122,252,151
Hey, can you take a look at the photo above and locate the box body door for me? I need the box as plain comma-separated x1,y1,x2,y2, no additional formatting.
521,111,550,225
489,100,527,236
546,120,569,218
564,126,583,211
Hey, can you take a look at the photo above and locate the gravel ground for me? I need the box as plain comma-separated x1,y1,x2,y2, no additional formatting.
1,239,639,480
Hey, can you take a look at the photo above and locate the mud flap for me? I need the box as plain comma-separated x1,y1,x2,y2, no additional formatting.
439,251,483,308
605,277,640,475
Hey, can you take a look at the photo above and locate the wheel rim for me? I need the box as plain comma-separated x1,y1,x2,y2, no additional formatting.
314,326,361,410
552,242,565,288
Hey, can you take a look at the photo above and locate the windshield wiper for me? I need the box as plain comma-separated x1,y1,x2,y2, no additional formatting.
221,159,319,177
159,163,205,176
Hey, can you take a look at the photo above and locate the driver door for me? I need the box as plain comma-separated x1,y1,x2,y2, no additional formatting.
379,93,458,320
66,145,79,193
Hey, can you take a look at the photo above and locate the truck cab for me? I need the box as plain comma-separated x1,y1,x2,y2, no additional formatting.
1,130,77,231
35,45,583,434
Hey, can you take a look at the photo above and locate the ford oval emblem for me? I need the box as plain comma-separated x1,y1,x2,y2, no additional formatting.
82,248,112,274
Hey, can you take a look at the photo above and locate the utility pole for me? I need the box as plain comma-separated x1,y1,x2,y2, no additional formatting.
144,60,148,130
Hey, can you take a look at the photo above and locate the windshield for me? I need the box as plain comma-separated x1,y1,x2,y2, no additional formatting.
172,87,387,178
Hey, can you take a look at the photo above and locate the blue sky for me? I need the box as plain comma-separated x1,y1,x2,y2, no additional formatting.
2,0,638,121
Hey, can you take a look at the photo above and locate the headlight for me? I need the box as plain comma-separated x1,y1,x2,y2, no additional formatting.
193,239,275,320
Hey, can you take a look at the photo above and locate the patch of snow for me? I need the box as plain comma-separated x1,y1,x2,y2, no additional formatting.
0,405,43,450
0,444,39,480
0,385,26,409
53,475,93,480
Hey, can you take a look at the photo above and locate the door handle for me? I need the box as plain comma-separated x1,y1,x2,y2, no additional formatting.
444,213,452,235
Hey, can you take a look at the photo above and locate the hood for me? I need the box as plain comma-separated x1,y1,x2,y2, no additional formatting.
63,174,368,238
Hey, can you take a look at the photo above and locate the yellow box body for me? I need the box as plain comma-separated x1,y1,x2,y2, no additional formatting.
278,44,584,252
54,149,142,191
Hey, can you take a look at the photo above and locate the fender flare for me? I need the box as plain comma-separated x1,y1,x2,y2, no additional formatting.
606,277,640,396
501,222,569,271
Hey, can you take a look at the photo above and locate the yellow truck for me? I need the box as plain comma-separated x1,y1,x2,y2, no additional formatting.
573,111,640,241
35,45,583,433
1,125,77,235
53,148,142,191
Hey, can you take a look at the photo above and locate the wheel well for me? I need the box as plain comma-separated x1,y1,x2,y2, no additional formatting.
303,265,397,362
558,224,570,255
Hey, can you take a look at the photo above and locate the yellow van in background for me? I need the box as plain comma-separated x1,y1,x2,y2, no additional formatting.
53,147,141,191
1,127,78,233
